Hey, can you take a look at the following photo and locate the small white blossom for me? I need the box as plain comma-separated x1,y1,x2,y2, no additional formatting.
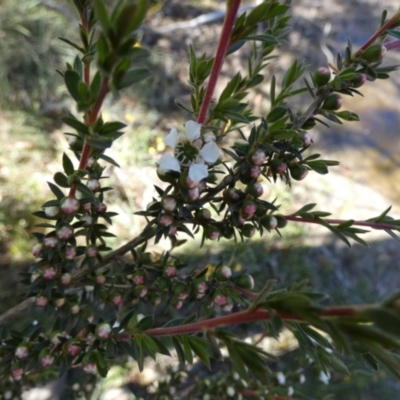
158,121,220,184
276,371,286,385
319,370,331,385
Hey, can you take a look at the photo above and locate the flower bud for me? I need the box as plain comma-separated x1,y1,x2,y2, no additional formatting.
15,343,29,359
64,246,76,260
82,202,92,212
261,215,278,230
83,362,97,374
173,282,188,300
195,208,211,220
351,73,367,88
164,265,177,278
194,278,208,294
188,187,200,201
246,182,264,198
241,200,257,220
86,245,98,258
250,149,267,166
159,214,173,227
223,188,241,203
55,298,66,307
302,118,316,131
12,367,24,381
289,163,309,181
179,170,198,189
95,323,112,340
222,225,235,239
40,353,55,367
162,196,177,212
203,131,216,143
205,226,221,241
213,289,227,306
241,224,256,238
61,273,71,285
313,67,331,86
215,266,232,281
96,274,106,285
86,157,96,168
300,132,312,146
31,243,43,258
95,203,107,213
360,43,386,63
60,196,80,215
132,269,146,285
249,165,261,179
44,206,60,218
111,293,122,306
87,179,100,192
135,285,148,298
322,93,343,111
44,236,58,249
67,341,82,356
70,304,80,314
235,274,255,290
168,225,178,236
57,225,74,240
270,159,288,174
43,267,57,280
36,295,48,307
157,166,176,183
275,215,288,228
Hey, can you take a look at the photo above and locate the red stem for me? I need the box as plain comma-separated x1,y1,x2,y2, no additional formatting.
69,78,109,198
144,305,357,337
284,215,399,231
196,0,241,124
354,12,400,55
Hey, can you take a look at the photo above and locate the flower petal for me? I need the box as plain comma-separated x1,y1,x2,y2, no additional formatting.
164,127,179,148
189,162,208,183
185,120,202,142
199,141,220,164
158,153,181,172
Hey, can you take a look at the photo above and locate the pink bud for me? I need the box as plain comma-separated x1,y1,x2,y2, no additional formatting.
174,300,183,310
64,247,76,260
86,246,98,258
96,323,112,340
81,215,93,226
95,203,107,213
44,236,58,249
164,265,177,277
87,157,96,168
55,298,66,307
82,202,92,212
31,243,43,258
133,275,145,285
43,267,57,280
44,206,60,218
162,196,177,212
12,368,24,381
197,180,207,192
222,303,234,312
188,187,200,201
242,201,257,220
41,354,55,367
159,214,173,227
36,295,48,307
214,295,227,306
96,275,106,285
185,176,198,189
249,166,261,179
68,343,81,356
196,281,208,294
302,132,312,147
192,138,203,149
168,225,178,236
61,273,71,285
87,179,100,192
15,345,29,359
251,149,266,166
60,196,80,214
203,131,216,143
70,304,80,314
57,225,74,240
208,228,221,241
112,294,122,306
83,362,97,374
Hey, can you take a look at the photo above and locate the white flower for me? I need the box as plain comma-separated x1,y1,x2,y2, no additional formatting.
319,370,331,385
158,121,220,184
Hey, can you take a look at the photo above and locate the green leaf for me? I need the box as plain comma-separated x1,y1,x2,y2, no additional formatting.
93,350,109,378
62,116,89,134
335,110,360,121
97,154,121,168
94,0,111,32
292,203,317,216
187,336,210,369
172,337,186,370
64,69,82,102
116,67,151,90
136,315,154,332
62,153,75,176
47,182,65,200
267,106,288,123
54,172,70,188
58,37,84,53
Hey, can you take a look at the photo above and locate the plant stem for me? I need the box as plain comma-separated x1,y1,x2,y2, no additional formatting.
144,305,357,337
284,215,399,231
197,0,241,124
69,78,109,197
354,12,400,56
